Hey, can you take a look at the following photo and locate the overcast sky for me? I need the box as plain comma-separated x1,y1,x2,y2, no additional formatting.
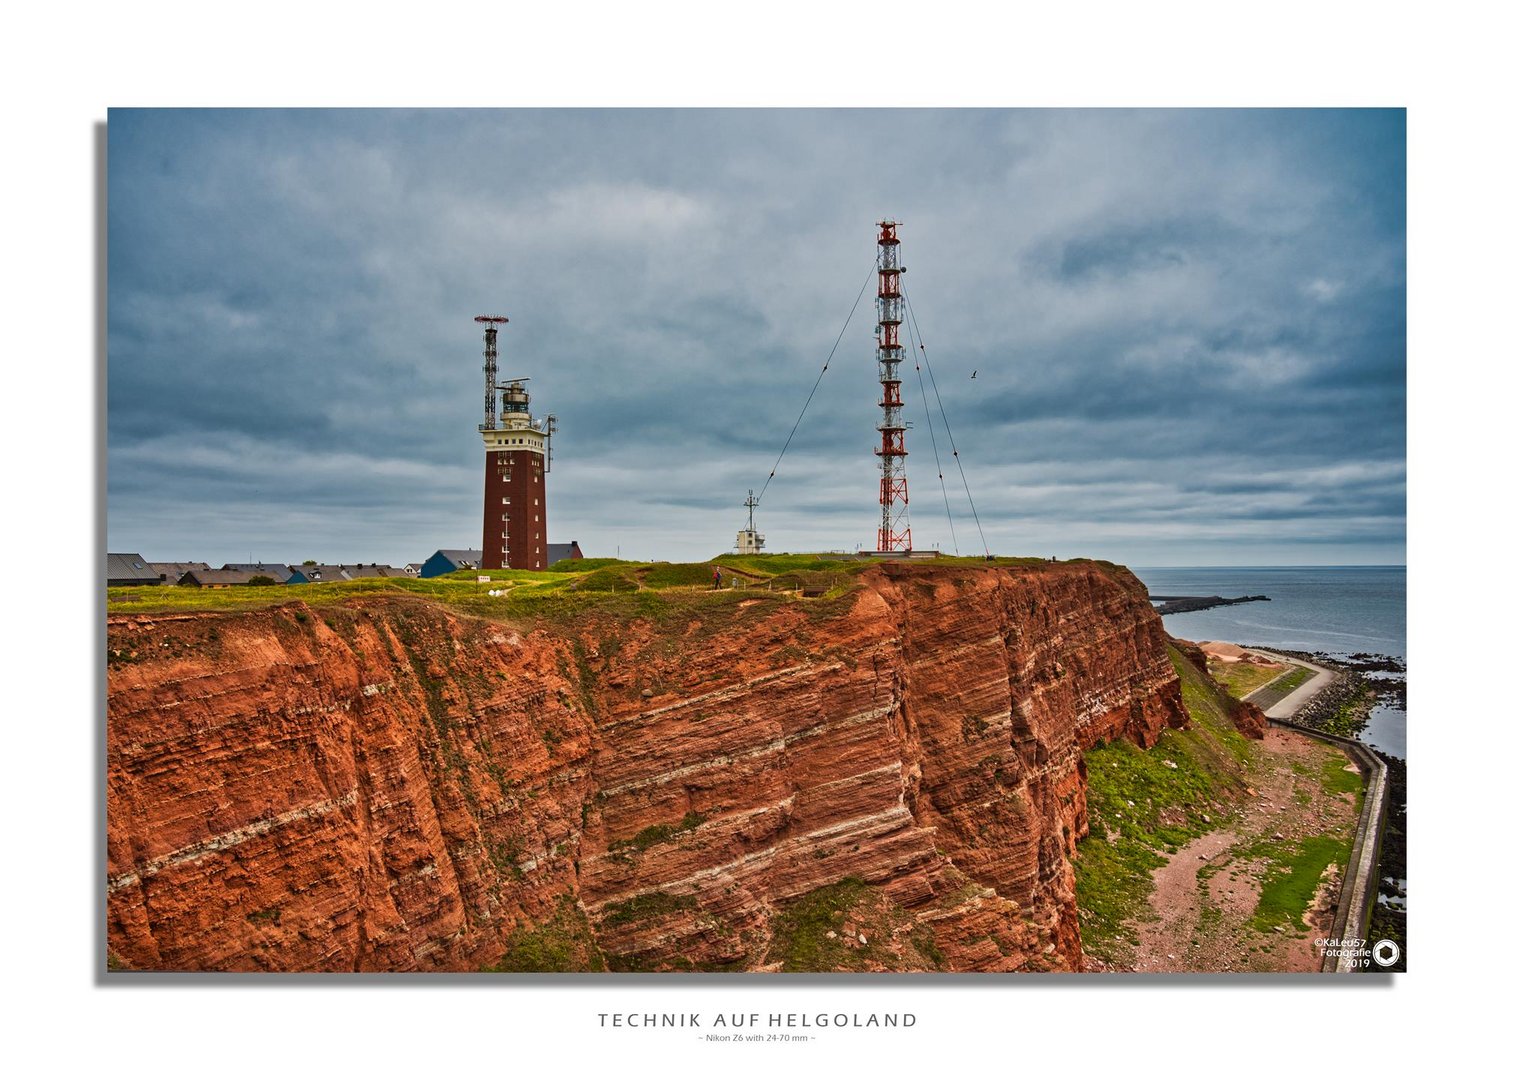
107,109,1404,567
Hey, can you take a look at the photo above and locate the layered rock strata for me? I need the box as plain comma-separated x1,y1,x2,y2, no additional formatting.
107,561,1185,972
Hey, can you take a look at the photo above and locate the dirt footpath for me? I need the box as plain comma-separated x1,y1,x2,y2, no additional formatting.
1130,727,1361,973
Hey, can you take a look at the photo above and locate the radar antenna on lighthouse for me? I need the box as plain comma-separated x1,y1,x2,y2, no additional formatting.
474,315,508,431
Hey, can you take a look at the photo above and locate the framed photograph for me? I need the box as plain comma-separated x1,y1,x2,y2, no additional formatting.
104,108,1405,981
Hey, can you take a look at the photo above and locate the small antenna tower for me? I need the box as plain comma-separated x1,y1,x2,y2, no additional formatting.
736,488,765,554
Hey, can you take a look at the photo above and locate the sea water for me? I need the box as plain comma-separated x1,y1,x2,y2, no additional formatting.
1131,566,1406,759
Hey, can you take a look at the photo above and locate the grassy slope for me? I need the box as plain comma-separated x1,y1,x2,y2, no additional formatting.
106,553,1065,626
1074,645,1256,965
108,558,807,620
1076,645,1366,968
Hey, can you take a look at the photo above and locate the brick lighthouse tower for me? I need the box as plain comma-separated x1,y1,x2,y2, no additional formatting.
476,315,555,570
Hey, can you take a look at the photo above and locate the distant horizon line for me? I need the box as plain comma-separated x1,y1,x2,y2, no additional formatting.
1129,563,1405,570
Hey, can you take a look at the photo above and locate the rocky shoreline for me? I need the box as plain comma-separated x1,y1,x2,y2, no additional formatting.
1258,648,1405,733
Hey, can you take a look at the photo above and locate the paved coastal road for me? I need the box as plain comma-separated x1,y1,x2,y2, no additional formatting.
1245,651,1335,719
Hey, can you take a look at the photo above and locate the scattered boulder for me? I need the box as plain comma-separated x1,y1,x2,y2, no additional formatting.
1227,699,1269,740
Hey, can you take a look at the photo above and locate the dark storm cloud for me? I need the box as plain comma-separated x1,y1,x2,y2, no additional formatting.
107,109,1404,566
1039,216,1239,282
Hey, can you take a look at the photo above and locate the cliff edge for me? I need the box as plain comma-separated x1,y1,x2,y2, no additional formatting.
106,560,1185,972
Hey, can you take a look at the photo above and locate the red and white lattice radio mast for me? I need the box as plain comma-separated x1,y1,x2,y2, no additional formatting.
874,220,911,551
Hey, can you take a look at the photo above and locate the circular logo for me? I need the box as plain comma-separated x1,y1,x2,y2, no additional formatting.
1372,939,1401,967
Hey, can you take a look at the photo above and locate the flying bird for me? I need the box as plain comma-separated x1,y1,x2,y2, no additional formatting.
971,370,977,379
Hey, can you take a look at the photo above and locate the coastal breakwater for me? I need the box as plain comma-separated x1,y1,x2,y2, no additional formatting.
106,561,1186,972
1151,595,1270,616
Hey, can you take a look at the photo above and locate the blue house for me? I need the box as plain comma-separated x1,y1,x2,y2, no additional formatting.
420,549,484,578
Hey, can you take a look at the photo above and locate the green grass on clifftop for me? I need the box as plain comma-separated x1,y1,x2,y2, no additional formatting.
107,552,1088,623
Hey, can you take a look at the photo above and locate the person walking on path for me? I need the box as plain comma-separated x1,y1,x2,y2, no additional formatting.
712,566,723,590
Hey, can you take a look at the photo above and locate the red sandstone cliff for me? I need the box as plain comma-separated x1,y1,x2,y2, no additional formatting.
106,561,1185,972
